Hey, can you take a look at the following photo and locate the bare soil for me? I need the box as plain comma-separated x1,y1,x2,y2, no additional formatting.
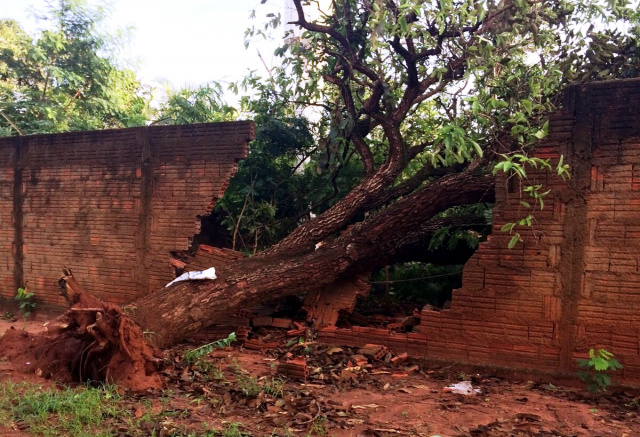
0,319,638,437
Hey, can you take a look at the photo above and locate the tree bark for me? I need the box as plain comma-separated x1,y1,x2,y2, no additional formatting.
131,169,494,348
0,169,493,390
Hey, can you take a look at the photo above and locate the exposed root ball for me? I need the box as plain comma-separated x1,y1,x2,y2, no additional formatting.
0,271,163,391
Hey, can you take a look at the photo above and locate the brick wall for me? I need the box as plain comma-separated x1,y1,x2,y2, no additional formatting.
0,141,16,291
0,122,252,307
418,79,640,384
313,79,640,385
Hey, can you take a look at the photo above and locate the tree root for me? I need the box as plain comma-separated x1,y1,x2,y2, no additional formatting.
0,271,164,391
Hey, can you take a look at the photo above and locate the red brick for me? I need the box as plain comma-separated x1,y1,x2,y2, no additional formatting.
0,123,252,304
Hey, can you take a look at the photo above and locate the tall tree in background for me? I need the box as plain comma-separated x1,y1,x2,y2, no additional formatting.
152,82,238,125
0,0,148,136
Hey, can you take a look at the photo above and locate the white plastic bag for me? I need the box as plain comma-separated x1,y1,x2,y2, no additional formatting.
443,380,481,395
165,267,217,287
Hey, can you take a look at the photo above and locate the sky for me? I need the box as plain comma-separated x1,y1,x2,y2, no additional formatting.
0,0,293,93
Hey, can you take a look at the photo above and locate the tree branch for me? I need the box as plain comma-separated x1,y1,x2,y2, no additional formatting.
0,111,24,135
291,0,380,83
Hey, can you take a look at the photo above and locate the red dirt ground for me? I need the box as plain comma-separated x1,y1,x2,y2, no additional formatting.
0,319,638,436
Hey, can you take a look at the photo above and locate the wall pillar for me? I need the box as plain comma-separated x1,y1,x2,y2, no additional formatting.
12,137,24,292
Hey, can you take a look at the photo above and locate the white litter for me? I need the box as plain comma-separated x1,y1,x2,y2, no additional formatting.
444,380,481,395
165,267,217,287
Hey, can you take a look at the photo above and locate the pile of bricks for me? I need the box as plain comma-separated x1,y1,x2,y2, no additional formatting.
317,326,428,356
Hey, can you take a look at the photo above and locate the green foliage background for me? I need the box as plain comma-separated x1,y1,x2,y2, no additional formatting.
0,1,149,135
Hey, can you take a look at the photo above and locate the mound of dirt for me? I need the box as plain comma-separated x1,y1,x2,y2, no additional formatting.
0,272,164,391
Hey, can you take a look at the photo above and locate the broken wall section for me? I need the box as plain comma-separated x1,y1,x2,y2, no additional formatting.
0,122,253,306
419,79,640,385
308,79,640,386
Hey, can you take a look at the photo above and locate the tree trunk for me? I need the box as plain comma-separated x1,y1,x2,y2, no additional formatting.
131,170,494,348
0,170,493,390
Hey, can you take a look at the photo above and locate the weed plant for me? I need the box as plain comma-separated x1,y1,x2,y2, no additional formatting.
231,360,284,398
577,348,623,392
184,332,236,364
15,287,36,318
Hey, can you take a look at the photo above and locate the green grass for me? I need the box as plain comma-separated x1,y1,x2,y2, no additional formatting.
0,381,252,437
230,360,284,398
0,382,121,437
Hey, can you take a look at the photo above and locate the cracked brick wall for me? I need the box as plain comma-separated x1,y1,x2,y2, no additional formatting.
0,122,252,307
314,79,640,385
418,79,640,384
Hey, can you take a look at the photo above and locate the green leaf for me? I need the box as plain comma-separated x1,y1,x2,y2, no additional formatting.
532,129,546,139
399,16,408,33
518,215,532,226
542,120,549,136
500,222,516,232
508,234,520,249
470,140,483,157
592,357,609,371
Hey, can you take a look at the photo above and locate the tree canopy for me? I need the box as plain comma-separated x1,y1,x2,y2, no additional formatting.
0,0,149,136
235,0,639,254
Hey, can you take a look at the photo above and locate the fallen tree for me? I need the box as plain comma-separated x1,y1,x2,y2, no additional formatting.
132,169,495,348
132,0,636,347
2,0,638,388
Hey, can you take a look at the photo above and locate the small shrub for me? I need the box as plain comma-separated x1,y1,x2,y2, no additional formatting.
15,287,36,318
577,348,623,392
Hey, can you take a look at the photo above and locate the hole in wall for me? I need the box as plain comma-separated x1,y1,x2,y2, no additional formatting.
363,262,464,313
193,209,232,248
352,204,494,321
